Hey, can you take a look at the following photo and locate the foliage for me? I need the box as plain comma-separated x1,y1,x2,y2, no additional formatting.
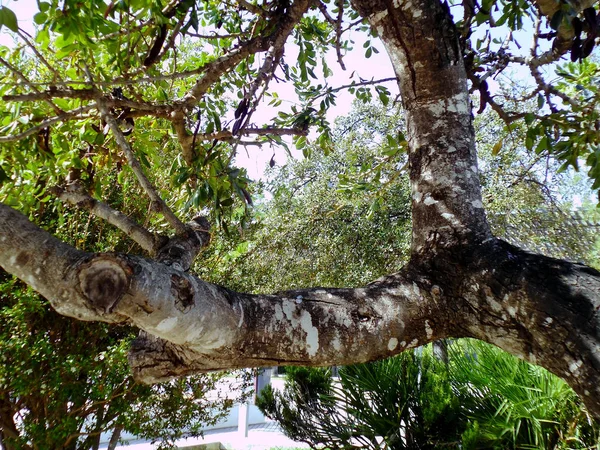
199,99,600,296
257,348,463,449
452,340,600,450
1,0,599,231
257,340,600,450
199,101,412,292
475,104,600,266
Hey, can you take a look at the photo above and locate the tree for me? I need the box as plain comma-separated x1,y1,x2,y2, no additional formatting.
2,0,600,421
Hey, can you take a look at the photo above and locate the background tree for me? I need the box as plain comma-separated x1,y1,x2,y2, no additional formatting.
205,99,599,295
2,0,600,421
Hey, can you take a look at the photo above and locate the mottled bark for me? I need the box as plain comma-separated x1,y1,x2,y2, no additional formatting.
1,0,600,421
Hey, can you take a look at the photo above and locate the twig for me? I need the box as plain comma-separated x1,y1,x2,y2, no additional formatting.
306,77,397,102
0,105,95,142
179,0,311,108
0,56,63,115
52,182,159,254
96,99,187,235
16,30,63,81
236,0,269,16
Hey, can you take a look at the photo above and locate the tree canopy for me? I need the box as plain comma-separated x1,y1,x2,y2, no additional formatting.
2,0,600,422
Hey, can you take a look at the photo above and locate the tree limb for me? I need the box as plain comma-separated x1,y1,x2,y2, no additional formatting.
2,202,600,417
96,100,187,235
0,105,95,143
51,182,160,255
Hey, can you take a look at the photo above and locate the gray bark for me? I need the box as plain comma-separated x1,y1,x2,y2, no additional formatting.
1,0,600,420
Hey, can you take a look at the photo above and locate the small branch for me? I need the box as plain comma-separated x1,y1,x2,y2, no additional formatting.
3,89,173,115
529,65,578,108
16,30,63,81
213,127,308,139
96,100,187,235
51,182,159,255
236,0,269,16
179,0,311,108
530,13,543,58
99,18,154,41
315,0,347,70
334,0,347,70
0,105,95,143
186,31,246,39
0,56,63,115
341,17,366,34
306,77,397,102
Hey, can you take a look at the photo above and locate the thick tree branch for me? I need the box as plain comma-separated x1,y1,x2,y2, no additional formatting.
353,0,491,250
2,203,600,417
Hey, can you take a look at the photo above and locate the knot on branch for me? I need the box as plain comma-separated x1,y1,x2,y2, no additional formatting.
156,216,212,271
188,215,211,246
77,255,132,314
171,273,195,313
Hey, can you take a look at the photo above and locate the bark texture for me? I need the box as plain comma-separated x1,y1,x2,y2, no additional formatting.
2,0,600,420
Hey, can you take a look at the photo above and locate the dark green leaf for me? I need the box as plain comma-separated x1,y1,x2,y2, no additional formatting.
0,6,18,32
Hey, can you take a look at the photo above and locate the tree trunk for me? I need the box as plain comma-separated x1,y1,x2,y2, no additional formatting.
1,0,600,420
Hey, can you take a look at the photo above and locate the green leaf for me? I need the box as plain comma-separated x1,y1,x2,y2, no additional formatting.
524,113,535,125
492,139,503,156
537,94,545,109
0,6,19,32
33,12,47,25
